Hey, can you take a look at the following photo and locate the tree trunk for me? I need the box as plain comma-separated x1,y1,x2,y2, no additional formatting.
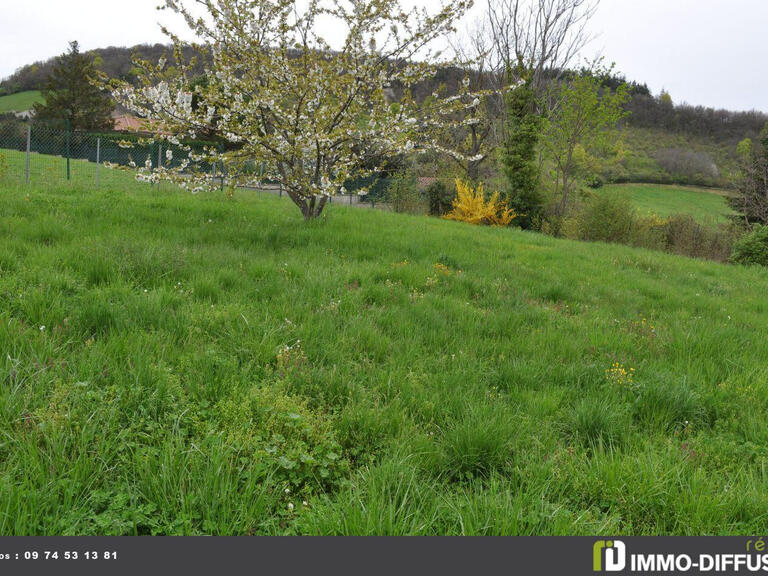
468,125,479,183
467,161,478,183
559,174,569,217
299,195,329,221
284,187,329,221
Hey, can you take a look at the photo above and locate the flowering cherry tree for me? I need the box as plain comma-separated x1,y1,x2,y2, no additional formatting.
111,0,489,220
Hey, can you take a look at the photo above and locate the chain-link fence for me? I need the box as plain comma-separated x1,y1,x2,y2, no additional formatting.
0,116,407,209
0,117,225,190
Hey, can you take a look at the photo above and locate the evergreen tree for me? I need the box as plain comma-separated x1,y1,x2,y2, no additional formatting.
33,41,114,130
502,72,543,229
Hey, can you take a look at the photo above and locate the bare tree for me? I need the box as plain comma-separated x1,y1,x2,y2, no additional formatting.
443,0,598,177
485,0,598,87
732,130,768,227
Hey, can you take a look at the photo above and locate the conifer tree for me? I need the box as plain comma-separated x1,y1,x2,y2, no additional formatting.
502,72,543,229
34,41,114,130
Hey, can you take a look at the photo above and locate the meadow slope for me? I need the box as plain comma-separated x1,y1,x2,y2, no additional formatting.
601,183,735,223
0,91,43,113
1,181,768,535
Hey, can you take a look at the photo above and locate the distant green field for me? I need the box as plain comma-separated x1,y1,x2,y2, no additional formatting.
0,90,43,113
602,183,736,223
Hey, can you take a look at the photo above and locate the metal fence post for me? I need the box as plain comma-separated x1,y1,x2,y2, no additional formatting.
157,142,162,191
25,125,31,185
65,119,71,181
96,138,101,187
219,145,225,192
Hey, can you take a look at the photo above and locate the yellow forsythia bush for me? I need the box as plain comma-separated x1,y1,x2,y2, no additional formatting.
444,180,516,227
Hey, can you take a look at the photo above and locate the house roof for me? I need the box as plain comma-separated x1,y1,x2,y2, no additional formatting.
417,177,439,189
112,114,148,132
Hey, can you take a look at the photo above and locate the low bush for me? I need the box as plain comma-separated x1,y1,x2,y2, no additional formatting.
665,214,737,262
563,192,739,262
576,192,636,244
730,225,768,267
630,212,669,251
426,180,455,216
444,180,516,227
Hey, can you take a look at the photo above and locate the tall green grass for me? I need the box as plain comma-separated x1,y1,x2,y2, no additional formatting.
1,179,768,535
0,148,151,190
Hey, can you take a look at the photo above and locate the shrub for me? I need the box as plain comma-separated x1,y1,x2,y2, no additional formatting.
585,174,605,189
387,171,424,214
730,225,768,266
559,216,581,240
426,180,455,216
577,192,636,244
556,193,738,262
444,180,516,227
665,214,737,262
630,212,669,251
655,148,719,181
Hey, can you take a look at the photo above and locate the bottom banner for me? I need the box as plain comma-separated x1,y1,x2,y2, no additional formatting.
0,536,765,576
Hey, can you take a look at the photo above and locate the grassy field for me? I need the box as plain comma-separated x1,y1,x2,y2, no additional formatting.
602,183,736,223
0,91,43,113
0,148,161,190
2,178,768,535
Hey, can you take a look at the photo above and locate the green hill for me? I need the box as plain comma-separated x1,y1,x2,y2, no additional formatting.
1,176,768,535
610,126,746,189
0,90,43,113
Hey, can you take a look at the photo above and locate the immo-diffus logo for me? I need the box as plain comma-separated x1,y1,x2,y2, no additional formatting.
594,540,627,572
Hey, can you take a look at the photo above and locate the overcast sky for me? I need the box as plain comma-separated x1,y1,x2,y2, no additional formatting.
2,0,766,112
